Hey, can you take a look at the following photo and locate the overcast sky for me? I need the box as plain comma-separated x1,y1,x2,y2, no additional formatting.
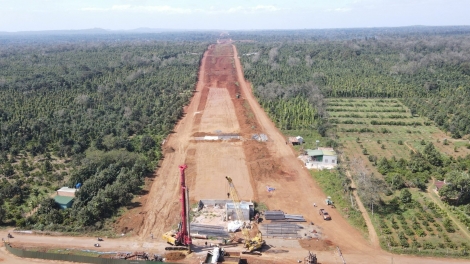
1,0,469,32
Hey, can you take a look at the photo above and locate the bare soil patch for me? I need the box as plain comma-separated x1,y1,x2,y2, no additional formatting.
165,252,186,261
191,141,253,200
198,88,240,133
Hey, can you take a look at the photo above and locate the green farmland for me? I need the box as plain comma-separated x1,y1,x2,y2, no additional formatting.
329,98,470,257
329,98,470,163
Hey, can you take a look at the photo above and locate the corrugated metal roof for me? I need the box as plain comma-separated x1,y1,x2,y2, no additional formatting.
306,149,337,156
322,150,336,156
54,195,74,204
57,187,77,193
225,202,252,210
306,149,323,156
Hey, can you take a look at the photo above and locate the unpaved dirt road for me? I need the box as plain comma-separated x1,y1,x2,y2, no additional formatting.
3,43,468,264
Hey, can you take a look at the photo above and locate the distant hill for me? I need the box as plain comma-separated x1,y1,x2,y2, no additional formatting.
0,28,192,35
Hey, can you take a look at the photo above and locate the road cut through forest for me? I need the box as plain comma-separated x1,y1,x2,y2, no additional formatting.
2,43,469,264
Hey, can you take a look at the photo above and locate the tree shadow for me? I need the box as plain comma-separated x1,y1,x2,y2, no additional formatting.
126,201,142,209
137,189,149,196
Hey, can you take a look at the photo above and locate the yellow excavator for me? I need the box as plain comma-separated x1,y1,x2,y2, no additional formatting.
225,176,265,254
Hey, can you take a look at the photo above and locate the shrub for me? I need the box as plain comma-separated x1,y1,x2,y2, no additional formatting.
423,241,435,249
448,242,457,249
382,227,392,235
397,214,405,221
400,239,410,248
416,229,426,237
443,234,451,243
443,218,456,233
411,241,421,248
400,189,412,203
398,140,403,145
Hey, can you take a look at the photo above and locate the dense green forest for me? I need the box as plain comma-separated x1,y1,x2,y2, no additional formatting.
0,33,209,231
236,27,470,138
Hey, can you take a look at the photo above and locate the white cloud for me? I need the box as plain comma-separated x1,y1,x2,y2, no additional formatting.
80,4,281,14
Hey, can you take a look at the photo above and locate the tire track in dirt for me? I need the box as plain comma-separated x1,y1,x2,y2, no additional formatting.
345,170,380,249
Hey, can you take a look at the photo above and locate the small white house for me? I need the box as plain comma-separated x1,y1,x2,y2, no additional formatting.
303,147,338,169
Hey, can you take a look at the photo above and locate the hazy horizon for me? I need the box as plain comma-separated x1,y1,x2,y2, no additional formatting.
1,0,469,32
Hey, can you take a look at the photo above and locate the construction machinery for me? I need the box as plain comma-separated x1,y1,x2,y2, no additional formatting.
225,176,265,254
162,165,192,252
304,251,318,264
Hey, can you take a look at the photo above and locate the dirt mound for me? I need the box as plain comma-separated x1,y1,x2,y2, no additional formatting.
299,239,335,251
164,252,186,261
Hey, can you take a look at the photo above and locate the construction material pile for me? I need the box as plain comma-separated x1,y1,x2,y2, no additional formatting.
264,211,306,222
190,224,230,238
259,223,303,238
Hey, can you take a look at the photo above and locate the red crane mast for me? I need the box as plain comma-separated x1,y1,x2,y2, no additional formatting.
176,164,192,247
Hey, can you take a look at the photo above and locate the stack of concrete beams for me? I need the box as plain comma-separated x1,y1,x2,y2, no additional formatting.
190,224,229,238
264,211,285,220
264,211,306,222
259,223,302,238
284,214,306,222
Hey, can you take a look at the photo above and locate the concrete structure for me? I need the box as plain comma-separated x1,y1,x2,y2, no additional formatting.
303,147,338,169
54,196,74,209
226,201,254,221
198,199,254,221
56,187,77,197
194,133,241,141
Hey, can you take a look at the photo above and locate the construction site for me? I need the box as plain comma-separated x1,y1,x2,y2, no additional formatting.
114,42,333,263
3,42,469,264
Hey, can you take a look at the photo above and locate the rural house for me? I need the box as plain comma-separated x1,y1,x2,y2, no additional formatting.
434,180,447,194
302,147,338,169
54,186,78,209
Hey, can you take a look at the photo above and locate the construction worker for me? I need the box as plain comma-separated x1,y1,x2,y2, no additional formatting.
150,233,154,239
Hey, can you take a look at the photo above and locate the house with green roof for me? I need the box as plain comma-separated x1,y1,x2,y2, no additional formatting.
303,147,338,169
